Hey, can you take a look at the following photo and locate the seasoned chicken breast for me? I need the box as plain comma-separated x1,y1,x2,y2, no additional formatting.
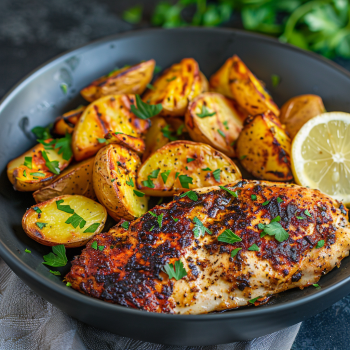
65,180,350,314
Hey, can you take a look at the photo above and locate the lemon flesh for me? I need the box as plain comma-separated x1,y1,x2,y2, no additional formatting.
291,112,350,205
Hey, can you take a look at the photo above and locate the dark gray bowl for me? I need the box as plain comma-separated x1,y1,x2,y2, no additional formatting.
1,28,350,346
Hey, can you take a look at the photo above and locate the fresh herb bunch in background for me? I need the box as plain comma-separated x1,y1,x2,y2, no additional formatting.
123,0,350,59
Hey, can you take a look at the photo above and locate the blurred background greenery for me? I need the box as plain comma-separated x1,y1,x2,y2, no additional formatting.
122,0,350,59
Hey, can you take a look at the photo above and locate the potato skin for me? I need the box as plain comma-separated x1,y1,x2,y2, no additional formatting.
22,195,107,247
53,105,86,136
33,157,96,203
280,94,325,139
235,111,293,181
137,140,242,196
80,59,155,102
93,144,148,221
143,58,208,117
105,131,145,155
7,141,71,192
210,55,279,117
72,95,150,161
185,92,247,157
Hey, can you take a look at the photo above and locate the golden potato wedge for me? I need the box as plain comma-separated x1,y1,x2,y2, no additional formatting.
235,111,292,181
72,95,150,161
22,195,107,247
104,130,145,155
210,55,279,117
53,105,86,136
33,157,96,203
143,58,208,117
7,140,71,192
93,144,148,221
280,94,325,139
80,59,155,102
137,140,242,196
185,92,247,157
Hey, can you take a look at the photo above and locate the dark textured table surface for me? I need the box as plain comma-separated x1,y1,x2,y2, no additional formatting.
1,1,350,349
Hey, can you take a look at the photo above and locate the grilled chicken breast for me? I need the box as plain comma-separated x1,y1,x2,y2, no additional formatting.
65,180,350,314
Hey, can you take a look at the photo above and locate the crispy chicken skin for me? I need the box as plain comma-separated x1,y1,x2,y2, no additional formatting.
65,180,350,314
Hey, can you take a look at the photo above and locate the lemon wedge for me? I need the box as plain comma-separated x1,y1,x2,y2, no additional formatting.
291,112,350,205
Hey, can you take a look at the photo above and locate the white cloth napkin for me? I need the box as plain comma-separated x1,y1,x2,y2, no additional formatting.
0,257,300,350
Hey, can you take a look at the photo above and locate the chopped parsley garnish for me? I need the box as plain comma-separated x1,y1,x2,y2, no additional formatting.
36,222,47,229
121,221,130,230
180,190,198,201
202,167,212,171
223,120,229,130
50,270,61,276
258,220,289,242
192,217,212,237
66,282,72,287
166,76,177,82
42,245,68,267
111,178,116,182
248,244,259,251
157,213,164,228
65,213,86,229
172,216,179,222
296,216,305,220
187,158,195,163
313,284,321,289
161,170,171,184
157,197,163,205
23,170,27,177
149,169,160,179
54,133,73,161
179,174,193,189
91,241,98,250
130,94,163,120
305,209,312,217
277,197,284,203
219,185,238,198
150,226,154,231
217,129,226,139
175,172,180,179
149,211,157,217
271,216,281,222
240,155,247,160
83,223,100,233
251,194,257,200
25,248,31,253
24,156,33,169
142,178,155,188
161,124,177,141
249,296,262,304
316,240,325,249
154,65,162,74
98,245,104,251
231,248,242,257
60,83,68,94
33,206,42,214
213,169,221,182
146,83,155,90
217,229,242,244
31,125,52,140
30,172,46,177
38,139,55,150
97,138,106,143
177,124,185,135
163,260,187,280
271,74,280,87
126,177,134,187
262,200,269,206
56,199,74,214
196,105,216,118
41,150,60,175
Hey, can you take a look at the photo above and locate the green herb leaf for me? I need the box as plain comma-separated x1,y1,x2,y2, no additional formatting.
126,177,134,187
248,243,259,251
54,133,73,161
296,216,305,220
271,216,281,223
122,5,142,24
23,170,27,177
66,282,72,287
316,240,325,249
271,74,280,87
175,172,180,179
180,190,198,201
65,213,86,229
258,221,289,242
218,129,226,139
121,221,130,230
111,178,116,183
161,170,171,184
42,245,68,267
83,223,100,233
149,211,157,217
249,296,262,304
142,178,154,188
262,200,269,206
277,197,284,203
240,155,247,160
223,120,229,130
157,213,164,228
187,158,195,163
50,270,61,276
30,172,46,177
25,248,31,253
41,150,60,175
305,209,312,217
149,169,160,179
98,245,104,251
32,126,52,140
130,94,162,120
172,216,179,222
97,138,106,143
38,139,55,150
60,83,68,94
251,194,257,200
56,199,74,214
33,206,42,214
36,222,47,229
196,105,216,118
202,167,212,171
146,83,155,90
219,185,238,198
163,260,187,280
192,216,212,237
179,174,193,189
213,169,221,182
161,124,177,141
166,76,177,82
231,248,242,257
154,65,162,74
217,229,242,244
150,226,154,231
313,283,321,289
91,241,98,250
177,124,185,135
133,189,145,197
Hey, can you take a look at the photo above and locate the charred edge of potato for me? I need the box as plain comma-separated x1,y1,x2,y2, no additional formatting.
22,195,107,247
105,130,145,155
137,140,242,196
185,92,246,158
80,59,156,102
53,106,86,136
93,144,148,221
33,157,96,203
235,110,293,181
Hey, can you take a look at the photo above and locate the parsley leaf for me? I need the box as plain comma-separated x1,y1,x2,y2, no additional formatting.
231,248,242,257
213,169,221,182
91,241,98,250
54,133,73,161
296,215,305,220
196,105,216,118
202,167,212,171
218,129,226,139
187,158,195,163
154,65,162,74
161,124,177,141
163,260,187,280
192,216,212,237
142,178,154,188
316,240,325,249
251,194,257,200
56,199,74,214
50,270,61,276
33,206,42,214
149,169,160,179
180,190,198,201
24,156,33,169
271,74,280,87
219,185,238,198
277,197,284,203
157,213,164,228
175,172,180,179
25,248,31,253
134,190,145,197
36,222,47,229
217,229,242,244
157,197,163,205
313,284,321,289
60,83,68,94
179,174,193,189
166,76,177,82
240,155,247,160
31,125,52,140
122,5,142,24
65,213,86,229
126,177,134,187
97,138,106,143
42,245,68,267
305,209,312,217
130,94,162,120
30,172,46,177
258,221,289,242
121,221,130,230
161,170,171,184
249,296,262,304
38,139,55,150
248,243,259,251
98,245,104,251
41,150,60,175
83,223,100,233
66,282,72,287
146,83,155,90
262,200,269,206
23,170,27,177
172,216,179,222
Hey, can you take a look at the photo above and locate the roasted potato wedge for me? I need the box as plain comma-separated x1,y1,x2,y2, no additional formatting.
105,131,145,155
93,144,148,221
143,58,208,117
235,111,292,181
53,105,86,136
33,157,96,203
185,92,246,157
72,95,150,161
210,55,279,117
280,94,325,139
7,140,71,192
81,59,156,102
137,140,242,196
22,195,107,247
